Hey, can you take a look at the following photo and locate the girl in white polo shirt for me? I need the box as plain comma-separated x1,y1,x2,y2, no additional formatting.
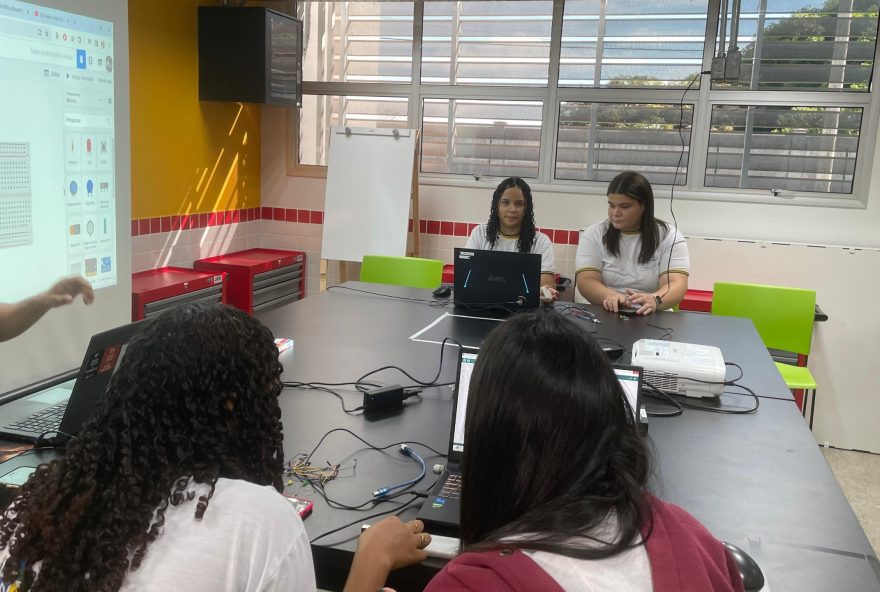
575,171,689,315
466,177,557,297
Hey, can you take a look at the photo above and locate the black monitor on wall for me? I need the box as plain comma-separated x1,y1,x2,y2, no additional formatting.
198,6,302,107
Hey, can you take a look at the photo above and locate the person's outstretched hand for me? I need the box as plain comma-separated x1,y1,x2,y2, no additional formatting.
45,276,94,307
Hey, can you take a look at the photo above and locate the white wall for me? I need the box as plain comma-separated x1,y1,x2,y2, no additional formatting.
261,105,880,452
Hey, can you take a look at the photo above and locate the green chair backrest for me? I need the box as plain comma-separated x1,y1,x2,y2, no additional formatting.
360,255,443,290
711,282,816,356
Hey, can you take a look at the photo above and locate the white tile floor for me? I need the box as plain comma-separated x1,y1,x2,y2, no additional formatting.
822,447,880,555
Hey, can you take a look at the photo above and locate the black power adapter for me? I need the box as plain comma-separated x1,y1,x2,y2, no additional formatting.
363,385,405,414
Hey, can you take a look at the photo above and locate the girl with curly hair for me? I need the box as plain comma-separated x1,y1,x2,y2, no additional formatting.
465,177,558,297
0,304,427,592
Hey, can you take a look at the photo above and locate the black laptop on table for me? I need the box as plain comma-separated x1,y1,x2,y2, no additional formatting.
416,349,476,535
0,320,146,443
417,354,646,535
453,248,541,311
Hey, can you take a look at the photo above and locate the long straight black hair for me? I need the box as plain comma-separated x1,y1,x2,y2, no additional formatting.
459,309,651,559
604,171,668,264
485,177,536,253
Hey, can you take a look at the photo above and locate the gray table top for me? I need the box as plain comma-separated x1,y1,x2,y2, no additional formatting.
258,283,878,592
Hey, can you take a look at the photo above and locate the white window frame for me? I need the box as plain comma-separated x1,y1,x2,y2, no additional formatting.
288,0,880,208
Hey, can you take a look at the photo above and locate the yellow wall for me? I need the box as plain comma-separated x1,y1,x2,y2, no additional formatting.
129,0,261,219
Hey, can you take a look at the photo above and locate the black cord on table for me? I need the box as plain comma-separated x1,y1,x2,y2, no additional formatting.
283,382,367,414
643,361,759,415
327,284,444,306
303,427,447,463
308,487,430,544
646,322,674,340
305,480,424,512
354,337,462,391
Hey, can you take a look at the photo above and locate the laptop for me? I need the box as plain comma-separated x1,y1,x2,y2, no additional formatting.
0,320,146,443
453,248,541,311
416,349,476,535
417,355,646,535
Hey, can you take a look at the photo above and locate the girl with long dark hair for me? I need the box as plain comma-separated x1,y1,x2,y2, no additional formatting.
466,177,558,295
575,171,689,314
422,310,743,591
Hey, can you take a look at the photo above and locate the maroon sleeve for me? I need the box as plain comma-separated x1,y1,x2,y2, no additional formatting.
424,550,565,592
644,494,745,592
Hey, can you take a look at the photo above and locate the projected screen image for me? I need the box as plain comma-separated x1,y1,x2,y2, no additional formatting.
0,0,115,301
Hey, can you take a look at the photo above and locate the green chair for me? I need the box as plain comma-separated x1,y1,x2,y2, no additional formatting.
360,255,443,290
712,282,818,428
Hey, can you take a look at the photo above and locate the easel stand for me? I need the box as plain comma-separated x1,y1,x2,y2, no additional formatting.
319,127,421,291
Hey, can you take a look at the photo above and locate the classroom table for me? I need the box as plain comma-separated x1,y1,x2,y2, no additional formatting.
258,282,879,592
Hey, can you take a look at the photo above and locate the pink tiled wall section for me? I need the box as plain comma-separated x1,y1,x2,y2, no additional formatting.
131,208,583,294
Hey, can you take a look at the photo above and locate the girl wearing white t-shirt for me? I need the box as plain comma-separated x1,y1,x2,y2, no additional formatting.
465,177,557,296
575,171,689,315
0,304,428,592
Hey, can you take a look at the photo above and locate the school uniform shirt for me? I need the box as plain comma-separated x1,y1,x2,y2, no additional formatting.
465,224,556,275
575,220,689,295
0,478,316,592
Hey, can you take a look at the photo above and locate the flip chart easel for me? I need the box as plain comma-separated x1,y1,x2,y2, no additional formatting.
320,126,421,290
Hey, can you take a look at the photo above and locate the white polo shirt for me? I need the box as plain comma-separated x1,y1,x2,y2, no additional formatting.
465,224,556,275
575,220,689,295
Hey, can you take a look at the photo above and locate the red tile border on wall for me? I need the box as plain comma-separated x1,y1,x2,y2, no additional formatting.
131,209,585,246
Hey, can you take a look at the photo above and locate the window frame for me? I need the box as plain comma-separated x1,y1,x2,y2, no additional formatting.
288,0,879,208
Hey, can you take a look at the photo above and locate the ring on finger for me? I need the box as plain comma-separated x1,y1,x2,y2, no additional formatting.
419,533,428,547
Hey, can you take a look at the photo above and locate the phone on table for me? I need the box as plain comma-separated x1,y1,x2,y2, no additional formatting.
283,493,313,518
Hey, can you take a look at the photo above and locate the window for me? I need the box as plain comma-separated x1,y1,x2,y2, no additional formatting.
422,98,543,177
295,0,879,204
556,102,694,183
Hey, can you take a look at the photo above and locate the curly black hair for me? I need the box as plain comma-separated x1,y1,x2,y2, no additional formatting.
0,304,285,592
485,177,537,253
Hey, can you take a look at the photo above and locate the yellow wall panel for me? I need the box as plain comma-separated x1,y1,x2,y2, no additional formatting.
129,0,260,219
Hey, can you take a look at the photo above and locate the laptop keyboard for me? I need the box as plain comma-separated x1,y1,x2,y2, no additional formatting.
439,473,462,499
5,402,67,435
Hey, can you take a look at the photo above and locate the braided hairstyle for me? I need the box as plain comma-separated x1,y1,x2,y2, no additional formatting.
0,303,285,592
485,177,537,253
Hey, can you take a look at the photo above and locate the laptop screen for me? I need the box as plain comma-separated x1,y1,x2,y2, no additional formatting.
450,352,477,454
613,365,642,420
453,248,541,310
448,357,640,458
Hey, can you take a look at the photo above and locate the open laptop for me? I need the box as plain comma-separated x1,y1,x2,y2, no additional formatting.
0,320,146,443
417,355,646,535
453,248,541,311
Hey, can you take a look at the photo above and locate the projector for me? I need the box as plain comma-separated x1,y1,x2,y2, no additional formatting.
631,339,726,398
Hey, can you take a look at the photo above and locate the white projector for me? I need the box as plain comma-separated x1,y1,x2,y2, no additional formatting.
631,339,726,398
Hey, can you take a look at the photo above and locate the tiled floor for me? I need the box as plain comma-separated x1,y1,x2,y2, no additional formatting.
822,447,880,555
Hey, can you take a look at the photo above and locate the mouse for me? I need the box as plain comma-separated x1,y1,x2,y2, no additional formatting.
722,542,765,591
432,285,452,299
